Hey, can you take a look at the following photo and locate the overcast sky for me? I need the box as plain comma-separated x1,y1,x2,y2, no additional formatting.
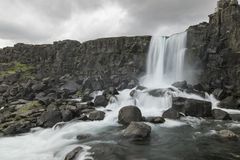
0,0,223,48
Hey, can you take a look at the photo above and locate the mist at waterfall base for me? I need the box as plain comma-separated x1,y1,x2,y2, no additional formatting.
1,33,240,160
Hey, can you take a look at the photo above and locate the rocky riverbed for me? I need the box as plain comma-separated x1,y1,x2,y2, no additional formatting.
1,0,240,160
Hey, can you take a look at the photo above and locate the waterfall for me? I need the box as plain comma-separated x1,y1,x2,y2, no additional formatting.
142,32,187,88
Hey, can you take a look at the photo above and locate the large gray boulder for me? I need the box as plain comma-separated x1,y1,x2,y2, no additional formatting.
122,122,151,141
212,109,231,120
172,97,212,117
162,108,181,119
118,106,142,125
89,110,105,121
38,110,62,128
94,95,108,107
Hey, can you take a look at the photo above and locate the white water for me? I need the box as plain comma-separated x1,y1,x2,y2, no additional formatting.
0,32,240,160
142,32,187,88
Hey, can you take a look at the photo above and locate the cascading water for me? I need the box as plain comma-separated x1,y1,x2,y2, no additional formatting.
142,32,187,88
1,32,240,160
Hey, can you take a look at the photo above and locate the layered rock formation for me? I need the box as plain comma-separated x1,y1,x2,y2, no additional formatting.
187,0,240,97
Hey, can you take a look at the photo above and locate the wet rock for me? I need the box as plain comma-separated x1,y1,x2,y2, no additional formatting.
148,89,166,97
122,122,151,141
212,89,227,100
145,116,165,124
3,121,32,135
38,110,62,128
118,106,142,125
229,114,240,121
136,86,147,90
129,90,138,97
64,147,83,160
76,134,91,140
90,143,127,160
61,110,74,122
162,108,181,119
103,87,119,96
212,109,231,120
89,110,105,121
172,97,212,117
218,96,239,109
217,130,238,141
172,81,188,90
94,95,108,107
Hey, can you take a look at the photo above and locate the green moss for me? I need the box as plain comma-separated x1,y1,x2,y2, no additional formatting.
17,101,42,114
0,61,34,78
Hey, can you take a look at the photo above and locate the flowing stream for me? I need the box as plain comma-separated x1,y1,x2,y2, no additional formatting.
0,32,240,160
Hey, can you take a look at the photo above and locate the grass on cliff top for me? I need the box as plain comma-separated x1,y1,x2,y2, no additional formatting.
0,61,34,78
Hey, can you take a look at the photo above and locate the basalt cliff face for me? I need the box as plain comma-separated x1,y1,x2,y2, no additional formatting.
187,0,240,102
1,0,240,136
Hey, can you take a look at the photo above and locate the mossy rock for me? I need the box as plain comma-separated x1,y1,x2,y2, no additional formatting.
17,101,43,114
0,61,34,79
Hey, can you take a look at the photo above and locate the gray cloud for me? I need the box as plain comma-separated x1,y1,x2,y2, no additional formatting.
0,0,227,47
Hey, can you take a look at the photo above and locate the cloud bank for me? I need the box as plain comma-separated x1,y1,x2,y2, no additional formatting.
0,0,221,47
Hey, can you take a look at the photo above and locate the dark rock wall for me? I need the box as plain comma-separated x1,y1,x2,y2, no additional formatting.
0,36,150,88
186,0,240,95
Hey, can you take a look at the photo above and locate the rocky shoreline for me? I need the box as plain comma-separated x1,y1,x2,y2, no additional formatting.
1,0,240,141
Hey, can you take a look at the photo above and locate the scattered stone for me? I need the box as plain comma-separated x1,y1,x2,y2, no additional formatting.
212,109,231,120
172,81,188,89
89,110,105,121
218,96,239,109
61,110,74,122
212,89,227,100
229,114,240,121
122,122,151,141
94,95,108,107
148,89,166,97
38,110,62,128
64,147,83,160
145,116,165,124
217,130,238,141
118,106,142,125
162,108,181,119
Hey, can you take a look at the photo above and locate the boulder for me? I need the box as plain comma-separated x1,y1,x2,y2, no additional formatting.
145,116,165,124
118,106,142,125
61,110,74,122
148,89,166,97
229,114,240,121
61,80,80,94
64,147,83,160
94,95,108,107
89,110,105,121
218,96,239,109
172,81,188,89
162,108,181,119
217,130,238,141
122,122,151,141
89,143,127,160
212,89,227,100
172,97,212,117
0,84,9,93
212,109,231,120
38,110,62,128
